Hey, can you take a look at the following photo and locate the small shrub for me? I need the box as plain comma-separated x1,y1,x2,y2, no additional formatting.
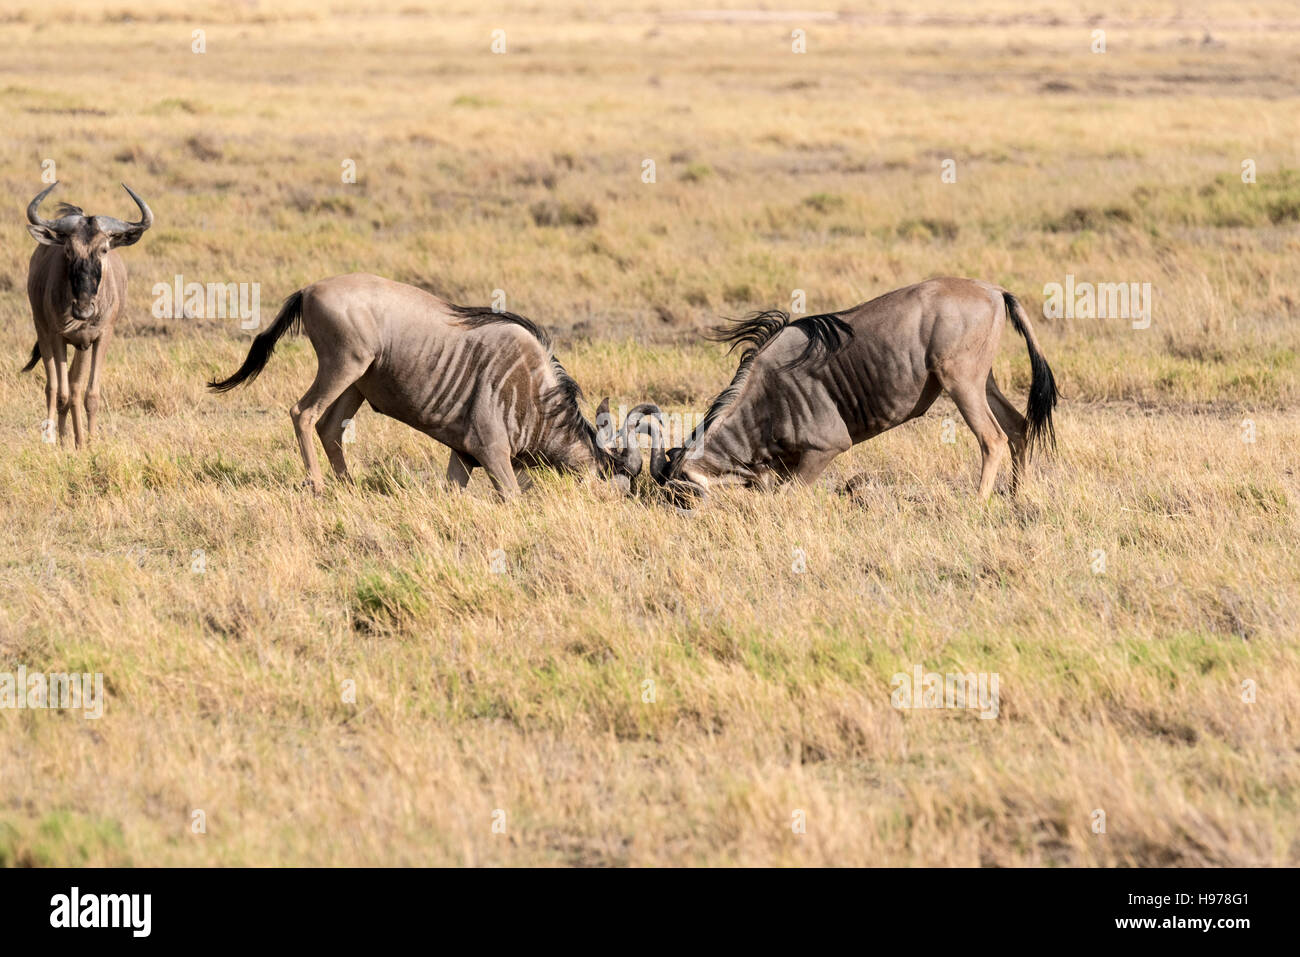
530,199,598,228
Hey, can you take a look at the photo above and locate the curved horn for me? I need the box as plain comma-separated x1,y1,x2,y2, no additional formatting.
618,402,663,478
622,405,704,504
621,443,643,478
123,183,154,229
98,183,154,244
628,407,673,486
649,449,669,484
26,182,77,234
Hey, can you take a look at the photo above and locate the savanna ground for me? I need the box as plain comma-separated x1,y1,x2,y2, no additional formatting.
0,0,1297,866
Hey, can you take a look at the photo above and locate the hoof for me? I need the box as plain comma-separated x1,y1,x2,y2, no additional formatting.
840,473,874,507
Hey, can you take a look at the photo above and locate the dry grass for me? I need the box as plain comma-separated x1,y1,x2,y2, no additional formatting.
0,0,1297,866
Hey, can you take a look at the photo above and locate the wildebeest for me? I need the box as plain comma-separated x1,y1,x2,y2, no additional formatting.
208,273,659,498
644,277,1058,504
21,182,154,448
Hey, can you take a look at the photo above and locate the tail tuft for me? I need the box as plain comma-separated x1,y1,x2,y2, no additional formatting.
208,290,304,393
21,342,40,372
1003,291,1058,457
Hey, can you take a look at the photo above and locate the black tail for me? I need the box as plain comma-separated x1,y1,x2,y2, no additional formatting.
208,290,304,393
21,342,40,372
1003,291,1058,456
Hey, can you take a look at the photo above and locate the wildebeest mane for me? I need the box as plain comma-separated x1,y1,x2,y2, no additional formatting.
448,303,594,444
707,309,854,369
690,350,760,444
688,308,854,445
450,303,552,348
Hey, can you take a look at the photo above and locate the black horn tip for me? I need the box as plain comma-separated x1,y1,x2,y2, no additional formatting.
648,443,681,486
120,183,154,226
626,404,666,440
626,402,664,421
27,182,60,222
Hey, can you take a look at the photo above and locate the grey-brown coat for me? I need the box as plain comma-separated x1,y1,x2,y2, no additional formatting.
209,273,658,498
647,277,1058,503
22,182,154,448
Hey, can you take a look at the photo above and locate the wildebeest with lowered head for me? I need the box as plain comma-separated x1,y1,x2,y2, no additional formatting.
208,273,660,498
644,277,1058,505
22,182,154,448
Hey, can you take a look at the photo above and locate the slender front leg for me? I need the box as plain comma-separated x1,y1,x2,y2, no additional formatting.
52,346,72,447
446,450,475,489
512,462,535,492
475,444,521,501
39,348,58,445
67,346,91,450
83,327,113,447
789,447,846,487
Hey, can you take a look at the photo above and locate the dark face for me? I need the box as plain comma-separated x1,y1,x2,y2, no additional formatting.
659,446,708,508
63,229,111,320
594,438,639,496
27,185,152,321
611,444,643,480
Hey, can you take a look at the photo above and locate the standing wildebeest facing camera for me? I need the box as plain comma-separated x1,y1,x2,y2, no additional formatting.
644,277,1058,505
208,273,661,499
22,182,154,449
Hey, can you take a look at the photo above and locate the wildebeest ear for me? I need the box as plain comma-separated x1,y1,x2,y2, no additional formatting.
594,397,614,447
28,224,63,246
107,225,148,248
